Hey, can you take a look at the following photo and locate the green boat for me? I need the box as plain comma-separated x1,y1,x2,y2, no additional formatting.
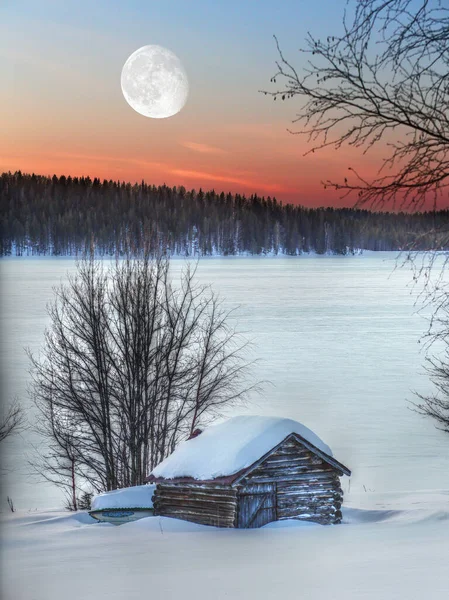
89,484,155,525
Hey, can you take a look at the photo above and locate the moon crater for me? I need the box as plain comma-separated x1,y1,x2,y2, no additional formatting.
121,45,188,119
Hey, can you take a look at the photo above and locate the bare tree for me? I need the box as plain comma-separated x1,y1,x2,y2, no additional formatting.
29,254,255,500
263,0,449,218
263,1,449,434
32,397,80,510
263,0,449,308
411,295,449,433
414,355,449,435
0,399,24,443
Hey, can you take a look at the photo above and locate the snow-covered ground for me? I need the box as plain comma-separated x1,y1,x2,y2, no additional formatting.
1,491,448,600
2,256,448,597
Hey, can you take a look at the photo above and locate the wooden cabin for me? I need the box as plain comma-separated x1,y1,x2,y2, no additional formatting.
147,416,351,528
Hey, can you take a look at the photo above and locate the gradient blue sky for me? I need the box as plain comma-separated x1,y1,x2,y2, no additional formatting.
1,0,385,206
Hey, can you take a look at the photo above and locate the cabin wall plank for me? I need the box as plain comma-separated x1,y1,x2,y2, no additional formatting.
153,483,237,528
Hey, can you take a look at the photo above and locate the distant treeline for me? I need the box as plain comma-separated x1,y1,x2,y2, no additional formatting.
1,171,448,256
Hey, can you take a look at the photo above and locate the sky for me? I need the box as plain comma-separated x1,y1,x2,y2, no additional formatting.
1,0,389,207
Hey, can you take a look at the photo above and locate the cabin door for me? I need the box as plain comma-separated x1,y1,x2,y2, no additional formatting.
237,483,276,528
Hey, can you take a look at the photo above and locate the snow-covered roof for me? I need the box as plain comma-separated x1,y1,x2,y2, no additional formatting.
91,484,156,511
150,415,342,482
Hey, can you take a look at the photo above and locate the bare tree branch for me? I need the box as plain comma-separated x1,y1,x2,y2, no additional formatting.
413,345,449,434
0,399,24,443
263,0,449,435
29,253,256,499
262,0,449,215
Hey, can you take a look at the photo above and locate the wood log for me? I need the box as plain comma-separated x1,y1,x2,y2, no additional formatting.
154,500,236,514
155,492,236,502
272,444,329,460
278,498,341,510
155,490,237,502
156,492,235,501
278,506,337,517
153,493,236,505
257,452,326,469
278,499,342,510
278,507,337,516
241,473,340,484
277,478,341,488
156,504,235,517
267,453,313,462
276,488,343,498
277,497,342,506
154,495,236,508
277,489,342,498
277,473,341,489
153,491,236,502
278,478,340,487
153,506,236,519
277,489,339,499
277,491,342,500
278,500,338,511
158,484,237,496
153,500,236,513
262,455,312,465
158,507,235,525
279,498,337,508
249,465,335,478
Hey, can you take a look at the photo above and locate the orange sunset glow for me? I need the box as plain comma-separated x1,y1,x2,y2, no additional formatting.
0,0,397,208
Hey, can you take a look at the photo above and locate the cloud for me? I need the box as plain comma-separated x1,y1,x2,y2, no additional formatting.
220,123,281,139
181,142,227,155
23,151,169,171
171,168,289,194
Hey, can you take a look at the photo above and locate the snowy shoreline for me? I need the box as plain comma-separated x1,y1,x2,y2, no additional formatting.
1,249,374,259
2,249,447,262
2,490,448,600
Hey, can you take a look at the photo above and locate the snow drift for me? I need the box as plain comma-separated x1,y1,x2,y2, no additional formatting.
2,491,448,600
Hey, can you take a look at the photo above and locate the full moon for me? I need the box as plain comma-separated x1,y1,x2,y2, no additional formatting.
121,45,188,119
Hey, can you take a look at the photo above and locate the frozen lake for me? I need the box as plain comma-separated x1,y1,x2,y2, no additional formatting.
1,253,448,510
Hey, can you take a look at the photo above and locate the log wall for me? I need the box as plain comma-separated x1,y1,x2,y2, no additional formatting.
238,438,344,525
152,483,237,528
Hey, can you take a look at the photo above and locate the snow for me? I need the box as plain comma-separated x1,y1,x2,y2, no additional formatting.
151,415,334,481
1,490,448,600
91,485,155,511
262,519,319,529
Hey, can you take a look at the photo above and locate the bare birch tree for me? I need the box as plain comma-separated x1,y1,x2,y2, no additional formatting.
29,254,255,502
